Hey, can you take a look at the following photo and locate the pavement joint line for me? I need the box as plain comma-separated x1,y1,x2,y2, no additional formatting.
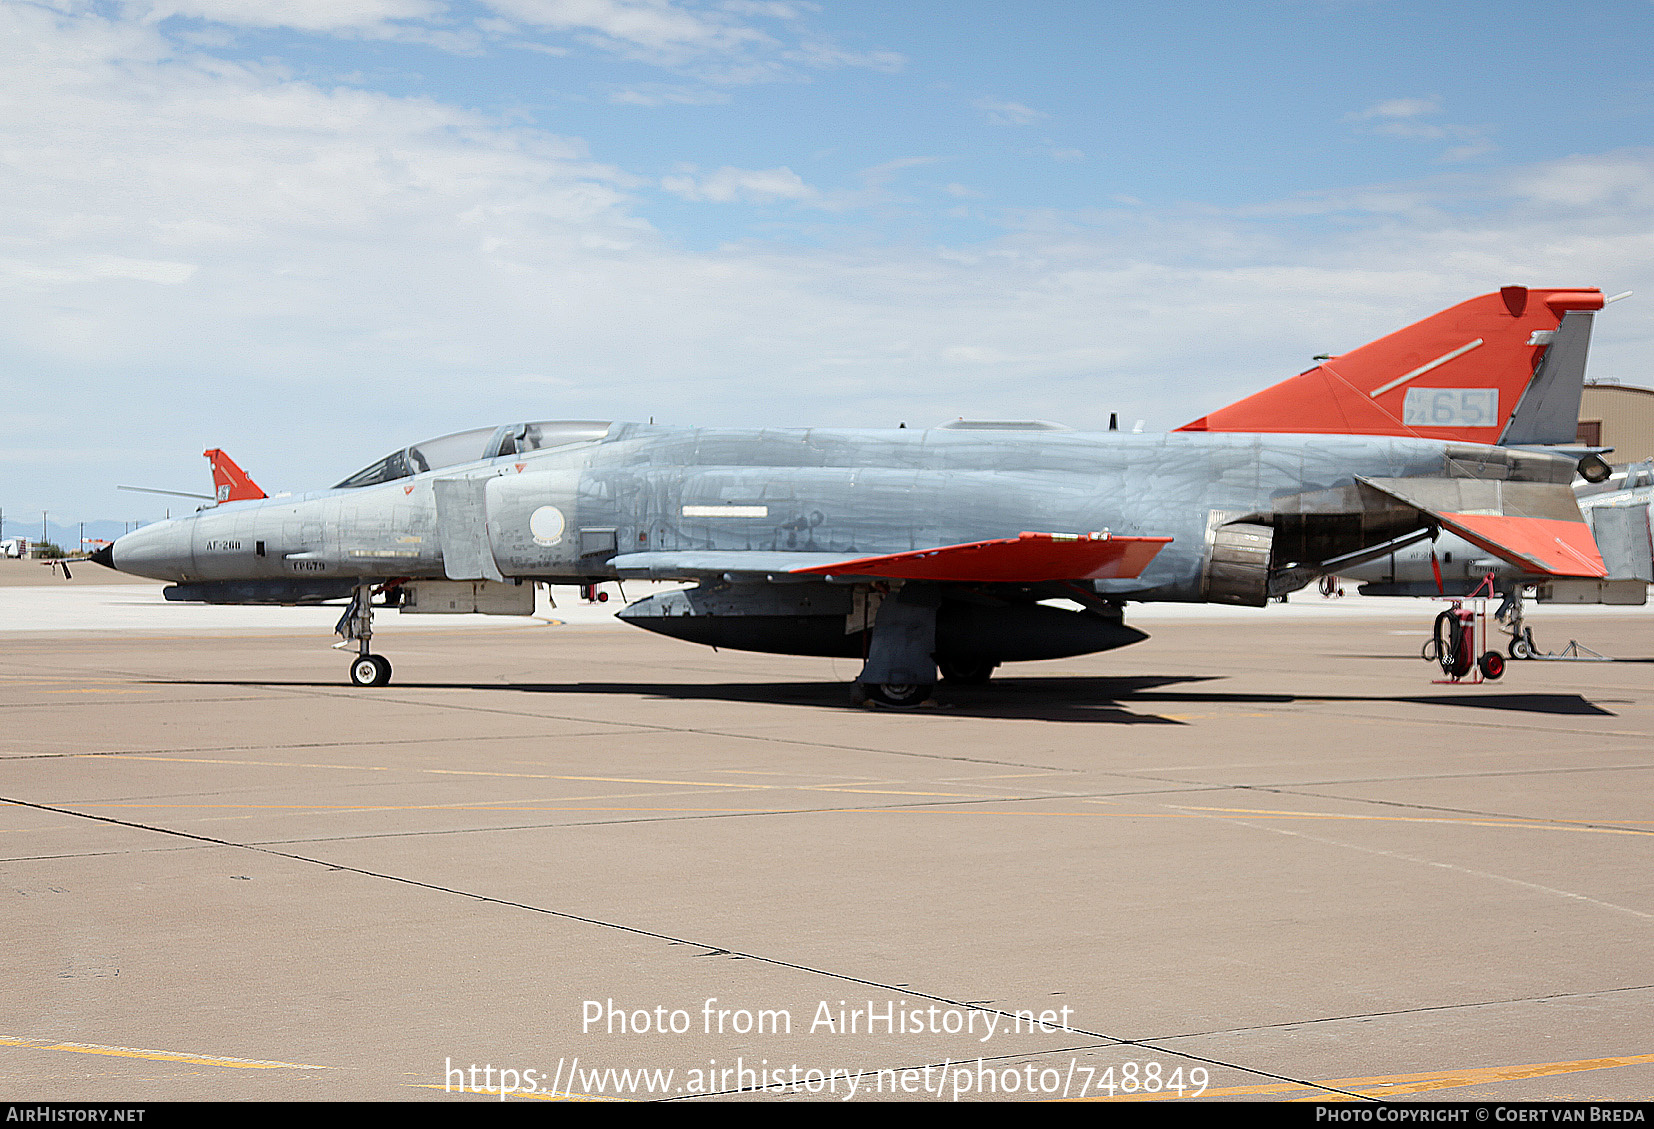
13,769,1649,843
237,687,1084,772
14,777,1648,852
0,793,1368,1103
94,674,1092,771
1175,805,1654,837
0,696,301,710
1211,813,1654,921
0,728,655,760
1122,982,1654,1044
1046,762,1654,797
1214,783,1654,838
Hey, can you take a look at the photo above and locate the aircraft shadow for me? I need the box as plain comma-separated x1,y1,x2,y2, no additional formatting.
144,673,1616,722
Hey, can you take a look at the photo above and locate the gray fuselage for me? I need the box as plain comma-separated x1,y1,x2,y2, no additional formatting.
106,423,1574,606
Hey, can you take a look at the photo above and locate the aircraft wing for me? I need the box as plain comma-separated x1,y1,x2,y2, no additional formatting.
1358,476,1607,578
614,531,1172,584
613,551,851,580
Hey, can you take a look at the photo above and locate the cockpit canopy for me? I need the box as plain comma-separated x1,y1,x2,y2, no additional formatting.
334,421,613,489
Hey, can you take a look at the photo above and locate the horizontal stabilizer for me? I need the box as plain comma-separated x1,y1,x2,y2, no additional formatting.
1440,513,1607,578
1357,476,1606,578
789,531,1172,583
615,532,1172,584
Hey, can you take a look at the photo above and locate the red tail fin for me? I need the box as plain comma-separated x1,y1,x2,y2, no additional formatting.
203,449,267,502
1178,287,1604,441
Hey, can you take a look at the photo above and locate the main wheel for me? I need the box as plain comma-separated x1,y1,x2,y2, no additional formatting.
349,654,392,687
938,658,997,686
859,682,934,709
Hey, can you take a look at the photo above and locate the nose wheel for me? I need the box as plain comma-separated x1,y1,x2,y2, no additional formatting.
350,654,393,687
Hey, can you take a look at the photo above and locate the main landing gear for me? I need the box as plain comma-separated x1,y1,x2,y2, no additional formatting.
1495,588,1536,659
937,656,998,686
335,583,393,686
851,584,941,709
850,681,935,708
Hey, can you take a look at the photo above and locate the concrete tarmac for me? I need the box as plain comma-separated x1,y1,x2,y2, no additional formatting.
2,583,1651,1102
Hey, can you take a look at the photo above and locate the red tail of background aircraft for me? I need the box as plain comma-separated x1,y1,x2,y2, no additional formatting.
204,448,267,503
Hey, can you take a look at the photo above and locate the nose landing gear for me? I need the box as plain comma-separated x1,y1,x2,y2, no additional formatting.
336,583,393,686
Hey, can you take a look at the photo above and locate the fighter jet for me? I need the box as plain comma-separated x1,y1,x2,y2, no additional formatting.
93,286,1611,704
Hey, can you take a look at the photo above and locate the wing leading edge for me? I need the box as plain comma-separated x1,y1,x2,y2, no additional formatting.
614,531,1172,584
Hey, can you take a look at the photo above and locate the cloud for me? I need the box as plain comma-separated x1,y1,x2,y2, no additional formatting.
719,0,814,17
123,0,448,35
858,156,937,187
607,82,731,105
117,0,900,86
972,96,1047,126
1345,95,1497,163
660,165,815,202
1350,96,1442,122
6,6,1653,518
480,0,770,61
474,0,900,80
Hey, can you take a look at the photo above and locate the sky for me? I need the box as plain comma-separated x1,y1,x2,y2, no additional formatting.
5,0,1654,528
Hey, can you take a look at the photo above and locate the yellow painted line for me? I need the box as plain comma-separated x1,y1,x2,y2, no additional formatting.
114,757,981,797
125,756,393,772
42,689,153,695
1079,1051,1654,1101
0,1035,325,1070
1171,805,1654,837
409,1083,615,1101
64,803,784,814
122,757,777,789
796,785,980,797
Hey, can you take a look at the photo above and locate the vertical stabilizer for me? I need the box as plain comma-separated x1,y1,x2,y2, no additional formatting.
1179,287,1604,441
203,449,268,502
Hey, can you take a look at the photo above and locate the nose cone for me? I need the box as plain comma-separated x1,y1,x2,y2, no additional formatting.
106,520,193,581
